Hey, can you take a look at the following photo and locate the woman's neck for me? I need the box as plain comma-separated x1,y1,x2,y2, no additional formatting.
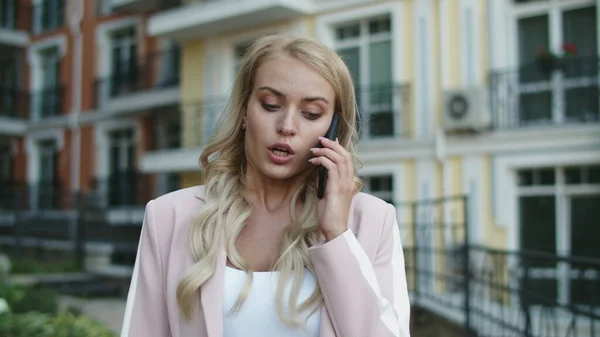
244,166,307,214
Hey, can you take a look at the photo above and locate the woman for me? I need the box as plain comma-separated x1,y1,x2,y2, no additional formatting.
121,34,411,337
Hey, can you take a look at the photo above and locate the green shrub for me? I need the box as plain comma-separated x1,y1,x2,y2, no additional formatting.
0,312,115,337
0,276,58,315
10,287,58,315
10,258,80,275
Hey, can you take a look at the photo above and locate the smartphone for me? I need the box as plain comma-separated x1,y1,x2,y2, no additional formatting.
317,113,340,199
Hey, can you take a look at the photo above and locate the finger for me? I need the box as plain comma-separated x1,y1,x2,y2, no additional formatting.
310,147,344,165
309,156,340,183
319,137,345,153
311,147,351,185
320,137,353,165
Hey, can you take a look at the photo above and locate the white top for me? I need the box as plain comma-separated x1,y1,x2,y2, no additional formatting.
222,267,321,337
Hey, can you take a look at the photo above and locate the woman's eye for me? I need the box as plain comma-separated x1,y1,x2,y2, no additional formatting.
262,103,279,111
304,112,321,120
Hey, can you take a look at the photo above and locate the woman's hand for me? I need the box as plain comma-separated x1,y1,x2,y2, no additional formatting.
309,136,355,241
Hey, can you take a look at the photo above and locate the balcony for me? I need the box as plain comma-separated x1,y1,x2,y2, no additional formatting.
90,172,154,224
92,48,180,116
32,0,64,35
490,56,599,129
29,85,66,122
0,0,31,46
0,87,28,134
110,0,181,13
140,83,411,173
147,0,314,39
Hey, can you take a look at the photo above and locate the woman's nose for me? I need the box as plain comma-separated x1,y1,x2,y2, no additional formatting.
276,109,297,136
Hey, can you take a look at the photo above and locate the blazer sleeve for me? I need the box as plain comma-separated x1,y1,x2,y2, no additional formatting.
308,202,411,337
120,200,170,337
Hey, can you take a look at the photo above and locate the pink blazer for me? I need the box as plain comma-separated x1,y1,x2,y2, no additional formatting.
120,185,411,337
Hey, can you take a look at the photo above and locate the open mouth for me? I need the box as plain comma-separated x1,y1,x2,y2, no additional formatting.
270,148,291,157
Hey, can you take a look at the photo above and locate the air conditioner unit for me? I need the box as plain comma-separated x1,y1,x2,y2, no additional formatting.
443,87,491,133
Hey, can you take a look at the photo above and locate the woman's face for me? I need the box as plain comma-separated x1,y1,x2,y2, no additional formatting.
243,54,336,182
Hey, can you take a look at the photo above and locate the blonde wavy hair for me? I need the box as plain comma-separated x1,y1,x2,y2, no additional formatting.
176,34,363,328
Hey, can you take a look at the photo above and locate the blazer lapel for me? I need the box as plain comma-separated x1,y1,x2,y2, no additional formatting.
200,245,226,337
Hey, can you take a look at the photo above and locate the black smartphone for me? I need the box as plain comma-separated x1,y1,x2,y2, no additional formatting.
317,113,340,199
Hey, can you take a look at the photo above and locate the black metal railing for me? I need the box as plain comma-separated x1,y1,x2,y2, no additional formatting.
93,47,181,109
33,0,64,34
490,56,599,129
145,98,227,150
147,105,182,151
0,180,76,211
159,0,183,10
0,87,29,119
0,0,33,32
355,83,411,139
29,85,65,121
90,172,153,208
400,196,600,337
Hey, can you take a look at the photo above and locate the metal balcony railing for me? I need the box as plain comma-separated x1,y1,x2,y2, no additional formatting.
0,87,29,119
93,47,181,109
33,0,64,34
0,0,33,32
29,85,66,121
90,172,154,208
399,196,600,337
490,56,599,129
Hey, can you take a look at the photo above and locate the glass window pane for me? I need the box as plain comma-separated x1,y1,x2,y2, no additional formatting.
563,6,597,58
589,165,600,183
518,170,533,186
519,195,556,257
569,194,600,306
335,23,360,40
565,167,582,184
538,168,555,185
337,47,360,85
369,40,392,86
369,17,391,35
518,15,549,66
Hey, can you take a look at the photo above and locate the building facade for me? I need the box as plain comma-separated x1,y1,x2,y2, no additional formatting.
141,0,600,332
1,0,598,333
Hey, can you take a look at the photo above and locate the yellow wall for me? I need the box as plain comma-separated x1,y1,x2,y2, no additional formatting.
403,0,415,138
180,171,204,188
482,156,506,248
448,0,461,87
181,40,205,148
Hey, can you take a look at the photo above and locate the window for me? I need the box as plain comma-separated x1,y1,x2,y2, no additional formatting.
110,27,138,97
233,40,254,78
37,47,61,119
0,0,16,29
38,139,59,209
34,0,64,34
0,141,11,182
157,41,181,88
334,16,394,138
0,56,18,118
0,141,13,209
108,128,136,206
515,2,598,125
361,174,394,204
517,165,600,306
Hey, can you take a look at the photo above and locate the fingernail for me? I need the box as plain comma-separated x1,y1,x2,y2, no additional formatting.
319,136,330,142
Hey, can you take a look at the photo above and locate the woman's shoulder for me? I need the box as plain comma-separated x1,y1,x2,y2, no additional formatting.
143,185,207,227
349,192,397,234
351,191,394,213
